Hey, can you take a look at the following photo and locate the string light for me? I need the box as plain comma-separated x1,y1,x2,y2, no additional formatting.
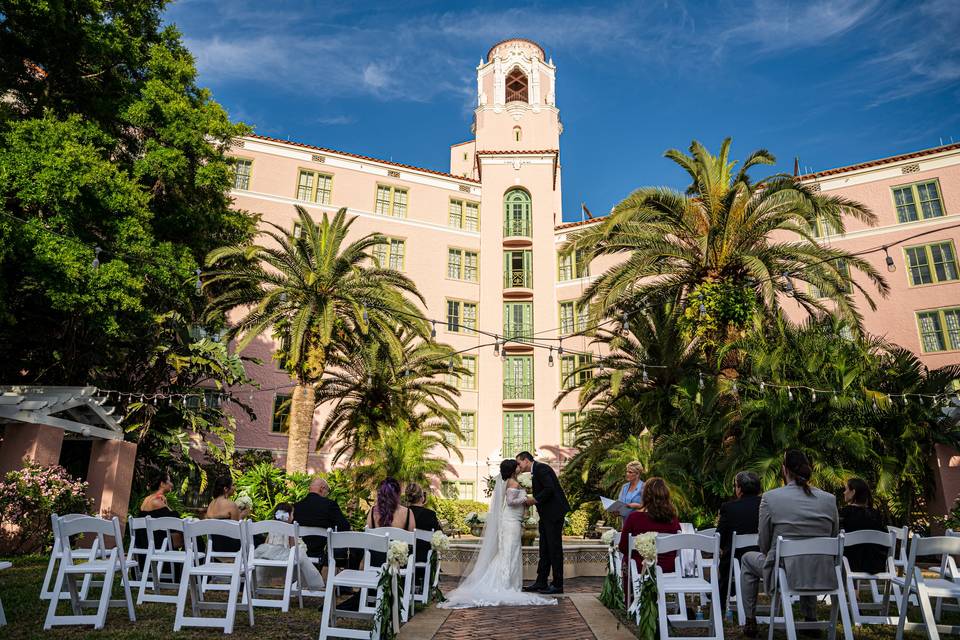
811,389,817,402
884,247,896,273
782,272,794,295
548,347,554,367
642,365,649,383
447,357,454,374
92,246,101,269
558,338,564,356
787,387,793,401
493,337,500,357
621,311,630,334
698,373,705,390
362,306,369,323
430,321,437,339
194,268,202,296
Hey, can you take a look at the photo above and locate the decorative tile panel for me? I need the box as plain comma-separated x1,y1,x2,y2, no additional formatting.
902,163,920,174
311,154,325,163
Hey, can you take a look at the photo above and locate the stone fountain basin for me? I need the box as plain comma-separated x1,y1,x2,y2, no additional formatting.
441,538,608,580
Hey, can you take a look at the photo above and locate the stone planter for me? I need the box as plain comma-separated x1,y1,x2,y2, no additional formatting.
470,524,484,537
521,526,537,546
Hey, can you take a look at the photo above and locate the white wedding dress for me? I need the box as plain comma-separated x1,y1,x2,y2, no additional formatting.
439,476,557,609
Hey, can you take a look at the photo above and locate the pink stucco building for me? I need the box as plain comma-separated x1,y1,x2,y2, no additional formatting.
226,38,960,501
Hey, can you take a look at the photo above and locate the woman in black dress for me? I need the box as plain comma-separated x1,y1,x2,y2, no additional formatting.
136,469,181,569
404,482,440,588
840,478,887,574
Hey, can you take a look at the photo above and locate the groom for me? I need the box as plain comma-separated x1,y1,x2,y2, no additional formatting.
517,451,570,595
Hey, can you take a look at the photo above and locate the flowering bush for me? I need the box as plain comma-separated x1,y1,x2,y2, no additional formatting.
0,460,92,554
432,498,488,535
517,472,533,491
386,539,410,570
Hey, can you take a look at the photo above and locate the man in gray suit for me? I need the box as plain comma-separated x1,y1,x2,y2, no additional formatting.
740,450,839,638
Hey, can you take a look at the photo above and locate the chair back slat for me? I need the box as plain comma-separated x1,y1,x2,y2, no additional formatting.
298,526,330,539
732,532,759,550
842,529,895,549
145,516,186,535
697,527,717,536
775,535,842,559
367,526,415,546
247,519,298,539
654,532,719,555
185,518,243,539
911,535,960,558
58,515,116,539
414,529,435,544
329,530,389,553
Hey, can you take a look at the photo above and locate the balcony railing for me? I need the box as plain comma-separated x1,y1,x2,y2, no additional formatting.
503,383,534,400
504,269,532,289
503,321,533,343
503,217,532,238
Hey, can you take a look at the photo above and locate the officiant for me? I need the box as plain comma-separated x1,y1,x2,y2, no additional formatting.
618,461,645,515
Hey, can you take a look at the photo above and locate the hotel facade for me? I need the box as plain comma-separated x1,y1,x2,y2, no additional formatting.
225,38,960,500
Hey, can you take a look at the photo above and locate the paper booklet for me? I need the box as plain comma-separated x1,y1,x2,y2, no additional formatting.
600,496,633,518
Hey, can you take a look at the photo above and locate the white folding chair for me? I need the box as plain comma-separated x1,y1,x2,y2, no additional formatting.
607,531,623,578
767,535,853,640
726,531,759,625
138,516,195,604
842,529,900,625
889,525,919,607
653,533,723,640
298,525,330,598
43,515,136,630
125,516,151,589
320,530,390,640
695,527,717,607
0,560,10,626
174,518,254,634
367,526,415,622
245,519,303,612
40,513,99,601
931,529,960,618
412,529,437,606
894,535,960,640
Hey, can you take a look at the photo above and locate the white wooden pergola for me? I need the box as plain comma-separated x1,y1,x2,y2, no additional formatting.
0,386,121,441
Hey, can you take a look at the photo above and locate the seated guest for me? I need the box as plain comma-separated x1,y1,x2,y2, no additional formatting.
292,476,352,562
716,471,762,604
136,469,180,569
739,450,838,638
206,476,249,553
253,503,324,590
618,461,645,517
366,477,417,567
840,478,887,574
404,482,440,587
618,477,681,575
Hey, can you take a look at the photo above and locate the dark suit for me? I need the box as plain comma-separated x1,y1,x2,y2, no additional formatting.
531,460,570,588
293,492,352,561
716,494,761,604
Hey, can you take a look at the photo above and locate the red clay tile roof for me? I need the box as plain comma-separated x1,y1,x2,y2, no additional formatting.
476,149,559,155
797,142,960,181
246,134,481,184
555,216,607,231
486,38,546,62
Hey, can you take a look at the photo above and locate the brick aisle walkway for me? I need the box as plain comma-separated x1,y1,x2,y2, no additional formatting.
438,575,603,594
431,597,595,640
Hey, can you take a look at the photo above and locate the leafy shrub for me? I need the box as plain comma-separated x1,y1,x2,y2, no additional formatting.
324,468,370,531
433,498,488,534
564,508,591,537
0,460,91,554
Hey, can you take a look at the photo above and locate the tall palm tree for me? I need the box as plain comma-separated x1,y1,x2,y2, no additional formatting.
204,206,427,473
315,327,465,465
565,139,889,339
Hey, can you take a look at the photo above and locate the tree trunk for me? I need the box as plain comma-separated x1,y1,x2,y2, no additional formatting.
285,383,316,473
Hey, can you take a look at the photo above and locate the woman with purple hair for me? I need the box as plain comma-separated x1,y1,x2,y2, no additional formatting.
365,477,417,566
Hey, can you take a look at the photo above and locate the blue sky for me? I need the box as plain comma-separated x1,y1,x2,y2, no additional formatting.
165,0,960,222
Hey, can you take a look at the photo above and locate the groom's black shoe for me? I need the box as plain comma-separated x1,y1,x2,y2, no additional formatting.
522,583,547,592
538,585,563,595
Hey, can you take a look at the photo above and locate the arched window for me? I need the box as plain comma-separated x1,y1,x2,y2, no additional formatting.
503,189,531,237
505,68,528,103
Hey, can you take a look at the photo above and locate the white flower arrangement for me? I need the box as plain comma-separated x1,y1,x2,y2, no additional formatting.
386,539,409,570
431,530,450,554
234,493,253,512
523,510,540,527
634,531,658,568
517,472,533,491
601,528,617,547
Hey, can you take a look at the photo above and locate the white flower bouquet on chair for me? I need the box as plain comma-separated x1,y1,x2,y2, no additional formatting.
375,540,410,640
599,529,625,612
628,532,658,640
429,531,450,603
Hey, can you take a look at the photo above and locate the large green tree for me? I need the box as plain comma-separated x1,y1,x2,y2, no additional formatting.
0,1,254,471
204,207,428,473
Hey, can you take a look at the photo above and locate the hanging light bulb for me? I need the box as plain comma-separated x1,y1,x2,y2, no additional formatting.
732,380,739,395
698,373,705,389
558,338,564,356
787,387,793,401
280,292,287,302
194,268,202,296
621,311,630,334
872,397,879,411
92,246,102,269
811,389,817,402
447,357,454,374
548,347,554,367
493,338,500,357
760,381,765,392
430,321,437,338
699,302,707,315
883,247,896,273
642,366,649,383
782,273,795,295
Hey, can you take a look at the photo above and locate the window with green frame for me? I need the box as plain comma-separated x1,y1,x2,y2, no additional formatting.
375,184,408,218
892,180,944,223
559,301,589,335
503,411,534,458
905,241,959,286
561,411,579,447
558,248,589,281
503,355,534,400
917,307,960,352
503,250,532,288
448,248,479,282
449,199,479,231
233,159,252,190
458,412,476,447
808,215,837,238
372,237,405,271
503,302,533,343
560,354,593,390
810,258,851,298
446,300,477,333
296,169,333,204
448,355,477,390
503,189,532,237
271,394,291,434
441,481,476,500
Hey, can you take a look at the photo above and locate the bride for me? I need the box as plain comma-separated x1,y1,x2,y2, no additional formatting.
439,459,557,608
